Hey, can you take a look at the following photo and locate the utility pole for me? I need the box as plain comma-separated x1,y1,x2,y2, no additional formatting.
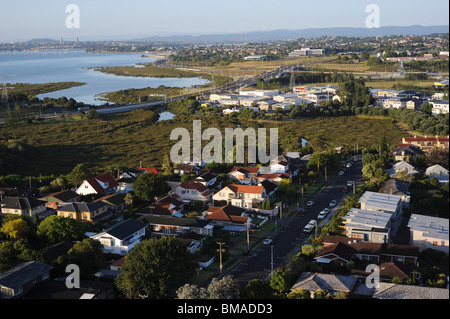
325,167,327,182
246,223,250,252
217,241,225,276
270,243,274,279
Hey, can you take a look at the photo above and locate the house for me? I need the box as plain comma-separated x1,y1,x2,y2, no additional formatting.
138,215,214,237
387,161,418,177
116,168,143,194
392,144,423,162
256,99,278,112
269,154,300,175
138,194,186,217
170,181,213,202
0,261,53,299
425,164,449,184
212,184,266,209
95,193,127,213
290,272,357,298
382,179,411,207
258,180,278,198
194,172,218,188
256,172,291,184
24,279,116,299
205,204,251,231
315,238,419,269
351,262,414,283
372,283,449,299
75,173,119,196
402,136,449,153
90,218,147,255
228,166,260,184
173,163,203,176
273,93,304,106
431,100,449,115
407,214,449,254
0,197,47,218
40,190,79,209
57,201,110,224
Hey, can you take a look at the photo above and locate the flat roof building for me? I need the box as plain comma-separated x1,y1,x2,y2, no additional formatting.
408,214,449,254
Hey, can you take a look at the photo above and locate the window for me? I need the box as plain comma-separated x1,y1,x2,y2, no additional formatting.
432,241,438,246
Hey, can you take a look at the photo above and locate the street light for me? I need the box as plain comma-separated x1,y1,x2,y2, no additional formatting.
217,241,225,275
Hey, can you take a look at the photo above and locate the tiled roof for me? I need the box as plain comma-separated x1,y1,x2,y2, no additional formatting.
225,184,264,194
291,272,358,293
178,181,209,193
84,173,119,193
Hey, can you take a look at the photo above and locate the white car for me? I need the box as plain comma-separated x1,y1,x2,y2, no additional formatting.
317,211,327,219
347,181,353,187
303,224,314,233
263,239,273,245
346,162,353,168
306,201,314,207
308,219,317,226
338,170,345,176
329,200,337,207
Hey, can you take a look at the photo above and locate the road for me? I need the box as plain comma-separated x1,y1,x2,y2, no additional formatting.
230,158,363,286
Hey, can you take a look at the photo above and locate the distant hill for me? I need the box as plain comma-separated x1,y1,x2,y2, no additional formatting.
134,25,449,43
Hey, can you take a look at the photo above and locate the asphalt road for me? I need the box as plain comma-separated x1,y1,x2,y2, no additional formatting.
231,158,363,286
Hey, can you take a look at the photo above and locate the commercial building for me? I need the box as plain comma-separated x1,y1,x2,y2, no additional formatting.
289,48,324,57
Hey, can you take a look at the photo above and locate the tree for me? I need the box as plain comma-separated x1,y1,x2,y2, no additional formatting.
176,283,208,299
244,279,274,299
67,238,105,276
269,269,291,295
67,163,90,188
36,215,86,245
132,173,170,202
287,288,311,299
0,218,30,239
314,289,332,299
115,236,194,299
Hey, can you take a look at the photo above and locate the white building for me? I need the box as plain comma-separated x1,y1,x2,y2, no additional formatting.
408,214,449,254
288,48,324,57
90,219,147,255
425,164,449,184
342,208,392,243
431,100,449,116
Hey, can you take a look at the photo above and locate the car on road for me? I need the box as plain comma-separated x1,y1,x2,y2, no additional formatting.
347,181,353,187
338,170,345,176
298,208,306,215
303,224,314,233
317,210,328,219
342,187,348,193
329,200,337,207
306,201,314,207
263,239,273,245
346,162,353,168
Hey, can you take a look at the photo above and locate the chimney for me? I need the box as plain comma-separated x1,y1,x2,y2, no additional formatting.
390,188,393,194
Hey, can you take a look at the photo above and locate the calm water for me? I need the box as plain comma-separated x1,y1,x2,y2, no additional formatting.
0,50,208,105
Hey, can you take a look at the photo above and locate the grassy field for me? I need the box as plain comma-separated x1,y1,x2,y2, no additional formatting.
2,82,86,96
0,110,404,177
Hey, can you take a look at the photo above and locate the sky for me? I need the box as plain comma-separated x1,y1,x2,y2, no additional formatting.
0,0,448,42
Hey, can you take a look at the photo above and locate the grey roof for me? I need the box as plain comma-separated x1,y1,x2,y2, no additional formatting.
99,218,146,240
1,197,45,210
382,179,410,196
358,191,402,212
291,272,357,293
408,214,449,241
58,201,106,213
0,261,53,289
343,208,392,230
139,215,212,228
373,283,449,299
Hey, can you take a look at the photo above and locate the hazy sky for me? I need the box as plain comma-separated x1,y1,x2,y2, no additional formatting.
0,0,448,42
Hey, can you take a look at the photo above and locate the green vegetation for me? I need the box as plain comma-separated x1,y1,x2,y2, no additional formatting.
3,82,86,98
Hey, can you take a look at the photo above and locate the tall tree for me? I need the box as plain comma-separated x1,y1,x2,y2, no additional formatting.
115,236,194,299
67,163,90,188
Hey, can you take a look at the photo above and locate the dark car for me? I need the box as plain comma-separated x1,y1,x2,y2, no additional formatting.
342,187,348,193
298,208,306,214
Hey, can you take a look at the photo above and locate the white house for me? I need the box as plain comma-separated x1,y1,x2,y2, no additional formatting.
170,181,213,202
387,161,419,177
425,164,449,184
90,219,147,255
213,184,266,209
431,100,449,116
76,173,119,196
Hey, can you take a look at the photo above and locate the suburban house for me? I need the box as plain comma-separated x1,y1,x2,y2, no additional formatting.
342,208,393,243
372,283,449,299
425,164,449,184
212,184,266,209
387,161,418,177
0,261,53,299
173,163,203,176
138,214,214,237
116,168,142,194
138,194,186,217
431,100,449,115
205,204,251,231
0,197,47,218
194,172,218,188
40,190,79,209
392,144,423,162
290,272,358,298
57,201,110,224
407,214,449,254
94,193,127,213
256,172,291,184
382,179,411,207
170,181,213,202
76,173,119,196
228,166,260,184
314,237,419,269
90,218,147,255
402,136,449,153
351,262,415,283
269,154,300,175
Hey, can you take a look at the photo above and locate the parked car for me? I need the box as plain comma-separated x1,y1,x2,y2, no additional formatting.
338,170,345,176
346,162,353,168
263,239,273,245
329,200,337,207
318,210,327,219
303,224,314,233
347,181,353,187
306,201,314,207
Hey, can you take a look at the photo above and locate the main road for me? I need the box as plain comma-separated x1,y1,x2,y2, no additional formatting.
230,158,363,286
